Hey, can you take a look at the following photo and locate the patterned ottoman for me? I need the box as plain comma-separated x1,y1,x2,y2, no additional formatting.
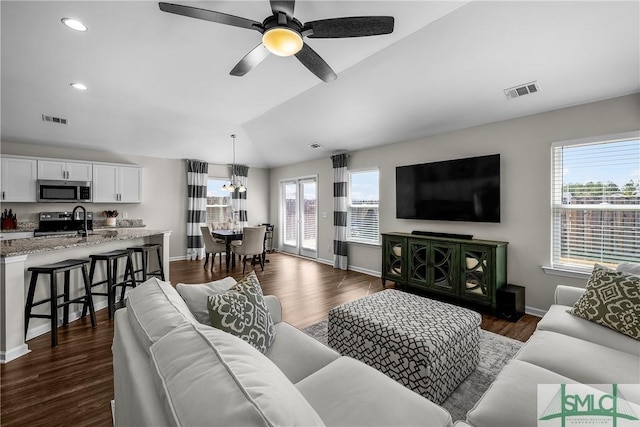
328,289,481,404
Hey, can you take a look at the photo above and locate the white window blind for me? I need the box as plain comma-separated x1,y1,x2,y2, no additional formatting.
551,132,640,271
348,169,380,244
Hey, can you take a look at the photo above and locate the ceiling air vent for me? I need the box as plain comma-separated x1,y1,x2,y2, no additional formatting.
504,81,540,100
309,143,323,149
41,114,68,125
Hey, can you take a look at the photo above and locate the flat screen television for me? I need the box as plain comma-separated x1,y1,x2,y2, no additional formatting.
396,154,500,223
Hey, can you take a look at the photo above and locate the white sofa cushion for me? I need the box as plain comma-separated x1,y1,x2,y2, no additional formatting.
296,357,453,427
149,323,325,427
175,276,237,324
515,330,640,384
466,360,577,427
537,305,640,356
126,277,197,355
265,322,340,384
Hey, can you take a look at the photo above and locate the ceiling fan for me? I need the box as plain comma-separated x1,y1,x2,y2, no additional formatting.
158,1,394,82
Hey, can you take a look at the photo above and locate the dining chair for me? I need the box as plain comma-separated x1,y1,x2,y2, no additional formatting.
200,226,227,271
230,226,267,274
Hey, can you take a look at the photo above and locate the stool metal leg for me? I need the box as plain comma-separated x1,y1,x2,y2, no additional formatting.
24,272,39,338
81,264,97,328
63,270,71,326
141,251,149,282
107,258,116,319
83,259,98,318
49,271,58,347
120,254,137,301
155,247,165,280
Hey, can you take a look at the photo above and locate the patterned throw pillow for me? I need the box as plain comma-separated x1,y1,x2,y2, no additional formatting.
207,272,276,353
569,264,640,340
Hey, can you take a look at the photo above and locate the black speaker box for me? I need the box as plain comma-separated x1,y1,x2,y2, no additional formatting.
496,284,525,322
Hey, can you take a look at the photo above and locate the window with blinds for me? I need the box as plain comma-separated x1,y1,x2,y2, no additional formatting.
206,178,232,228
348,169,380,245
551,132,640,271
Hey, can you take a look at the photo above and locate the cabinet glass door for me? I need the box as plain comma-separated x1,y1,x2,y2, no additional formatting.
461,245,492,302
383,236,405,282
430,242,457,293
408,239,428,287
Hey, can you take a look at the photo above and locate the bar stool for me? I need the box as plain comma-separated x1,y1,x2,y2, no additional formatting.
85,249,137,319
128,243,165,281
25,259,96,347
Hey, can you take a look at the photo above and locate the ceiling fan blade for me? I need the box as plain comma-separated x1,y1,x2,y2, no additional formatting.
295,43,337,82
230,44,270,76
305,16,394,38
159,2,262,31
269,0,295,18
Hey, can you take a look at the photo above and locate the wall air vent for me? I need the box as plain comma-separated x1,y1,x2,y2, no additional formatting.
309,143,323,149
41,114,68,125
504,81,540,100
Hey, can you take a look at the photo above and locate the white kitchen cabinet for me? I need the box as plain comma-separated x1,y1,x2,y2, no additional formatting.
1,156,37,202
92,164,142,203
38,160,92,181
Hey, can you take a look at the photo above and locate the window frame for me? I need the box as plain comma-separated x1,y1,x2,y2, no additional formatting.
549,131,640,274
206,177,233,227
347,168,380,246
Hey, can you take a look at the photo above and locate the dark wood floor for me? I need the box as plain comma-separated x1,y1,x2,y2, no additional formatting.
0,252,540,426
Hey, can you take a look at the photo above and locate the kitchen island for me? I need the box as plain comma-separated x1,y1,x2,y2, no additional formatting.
0,228,171,363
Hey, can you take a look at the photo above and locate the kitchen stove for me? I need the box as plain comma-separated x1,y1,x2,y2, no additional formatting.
34,211,94,237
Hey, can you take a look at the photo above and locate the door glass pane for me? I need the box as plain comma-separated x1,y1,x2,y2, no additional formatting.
301,181,317,251
283,183,298,247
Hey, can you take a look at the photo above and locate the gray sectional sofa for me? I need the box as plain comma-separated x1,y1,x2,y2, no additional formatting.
459,283,640,427
113,265,639,426
112,277,452,426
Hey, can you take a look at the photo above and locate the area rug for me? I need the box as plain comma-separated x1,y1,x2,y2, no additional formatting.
301,320,523,422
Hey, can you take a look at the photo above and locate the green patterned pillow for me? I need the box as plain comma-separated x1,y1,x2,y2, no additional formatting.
569,264,640,340
207,272,276,353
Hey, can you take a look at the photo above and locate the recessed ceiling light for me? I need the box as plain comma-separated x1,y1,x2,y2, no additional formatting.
70,82,88,90
61,18,88,32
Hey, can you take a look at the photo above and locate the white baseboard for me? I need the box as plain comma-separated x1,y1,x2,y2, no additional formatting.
0,343,30,364
525,306,547,318
315,256,381,278
170,255,187,261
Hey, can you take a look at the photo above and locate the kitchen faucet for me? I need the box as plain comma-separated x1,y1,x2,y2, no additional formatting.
72,205,88,237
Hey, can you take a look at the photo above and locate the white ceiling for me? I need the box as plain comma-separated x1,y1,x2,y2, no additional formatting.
2,1,639,168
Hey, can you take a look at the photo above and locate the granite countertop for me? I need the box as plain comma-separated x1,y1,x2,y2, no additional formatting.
0,219,145,233
0,228,169,257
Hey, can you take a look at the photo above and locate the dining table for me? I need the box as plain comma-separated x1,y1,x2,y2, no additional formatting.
210,229,243,273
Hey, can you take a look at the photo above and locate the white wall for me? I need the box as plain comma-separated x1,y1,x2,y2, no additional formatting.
0,142,270,259
269,93,640,312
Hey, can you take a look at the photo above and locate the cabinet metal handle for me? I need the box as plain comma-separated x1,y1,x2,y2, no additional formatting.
2,191,4,200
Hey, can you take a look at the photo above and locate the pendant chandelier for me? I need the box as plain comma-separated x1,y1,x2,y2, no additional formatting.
222,134,246,193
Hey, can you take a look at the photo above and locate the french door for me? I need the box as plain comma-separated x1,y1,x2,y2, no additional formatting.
280,177,317,258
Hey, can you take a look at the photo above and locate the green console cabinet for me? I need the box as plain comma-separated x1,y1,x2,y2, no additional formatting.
381,232,508,309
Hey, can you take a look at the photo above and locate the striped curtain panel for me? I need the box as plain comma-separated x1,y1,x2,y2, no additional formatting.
232,164,249,230
332,153,349,270
186,159,208,260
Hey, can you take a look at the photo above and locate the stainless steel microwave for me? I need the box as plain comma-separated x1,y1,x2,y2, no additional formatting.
37,180,92,203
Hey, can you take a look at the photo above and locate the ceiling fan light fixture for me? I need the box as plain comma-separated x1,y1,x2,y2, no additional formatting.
262,27,303,56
